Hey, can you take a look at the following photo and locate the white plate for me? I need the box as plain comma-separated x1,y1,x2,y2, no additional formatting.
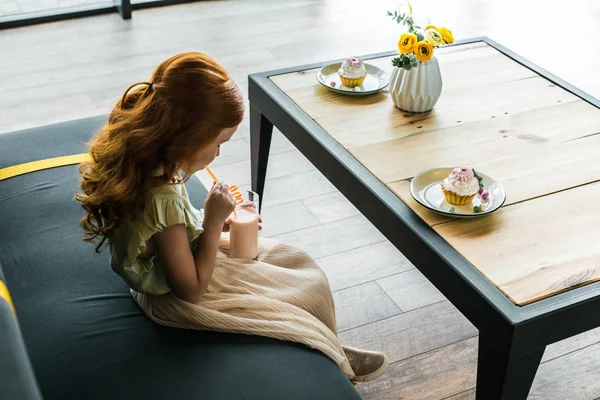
409,167,506,218
316,62,389,96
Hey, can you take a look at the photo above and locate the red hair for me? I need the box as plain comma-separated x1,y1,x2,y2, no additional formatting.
76,52,245,250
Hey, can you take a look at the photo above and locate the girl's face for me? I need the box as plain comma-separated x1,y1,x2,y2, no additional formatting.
185,125,238,174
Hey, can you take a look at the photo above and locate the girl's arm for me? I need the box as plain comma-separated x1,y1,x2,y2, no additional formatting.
154,183,236,303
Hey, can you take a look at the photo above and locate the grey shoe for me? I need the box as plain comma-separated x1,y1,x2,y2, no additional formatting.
343,345,389,383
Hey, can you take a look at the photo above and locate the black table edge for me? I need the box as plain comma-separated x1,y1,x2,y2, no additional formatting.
247,36,600,356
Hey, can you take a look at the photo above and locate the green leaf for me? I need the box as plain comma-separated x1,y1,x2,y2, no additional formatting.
449,207,456,213
404,64,412,71
391,57,403,68
416,32,425,41
402,57,411,66
414,25,421,29
472,169,485,189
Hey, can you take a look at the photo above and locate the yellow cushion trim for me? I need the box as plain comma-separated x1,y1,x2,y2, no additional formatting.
0,153,91,181
0,280,15,317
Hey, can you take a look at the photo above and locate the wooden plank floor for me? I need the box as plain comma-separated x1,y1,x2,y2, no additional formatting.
2,0,600,398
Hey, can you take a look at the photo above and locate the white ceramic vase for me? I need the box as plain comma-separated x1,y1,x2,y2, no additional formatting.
389,56,443,113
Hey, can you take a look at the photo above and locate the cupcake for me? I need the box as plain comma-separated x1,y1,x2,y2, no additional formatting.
338,57,367,87
441,167,480,206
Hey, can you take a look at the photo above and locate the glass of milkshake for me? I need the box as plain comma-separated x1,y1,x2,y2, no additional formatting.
229,190,259,259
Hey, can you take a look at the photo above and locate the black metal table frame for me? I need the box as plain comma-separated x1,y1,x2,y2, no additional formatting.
248,36,600,399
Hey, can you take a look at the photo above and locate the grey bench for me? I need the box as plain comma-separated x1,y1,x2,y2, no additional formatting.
0,116,359,400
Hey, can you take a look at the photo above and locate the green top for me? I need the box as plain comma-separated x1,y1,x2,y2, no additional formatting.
109,183,204,295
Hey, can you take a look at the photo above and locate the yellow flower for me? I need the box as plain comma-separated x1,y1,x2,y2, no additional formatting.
438,27,454,44
425,28,445,46
425,24,437,30
398,33,418,55
415,41,434,62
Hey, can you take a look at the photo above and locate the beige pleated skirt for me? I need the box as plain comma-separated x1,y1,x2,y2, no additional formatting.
131,237,354,378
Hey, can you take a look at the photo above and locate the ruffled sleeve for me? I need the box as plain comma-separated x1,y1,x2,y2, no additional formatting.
118,190,204,294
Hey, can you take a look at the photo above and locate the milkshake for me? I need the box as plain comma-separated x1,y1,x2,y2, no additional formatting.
229,191,259,259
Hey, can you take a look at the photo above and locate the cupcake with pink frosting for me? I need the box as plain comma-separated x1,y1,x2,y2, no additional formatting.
441,167,481,206
338,57,367,87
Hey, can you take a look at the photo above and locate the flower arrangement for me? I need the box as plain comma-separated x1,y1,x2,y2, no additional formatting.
386,1,454,71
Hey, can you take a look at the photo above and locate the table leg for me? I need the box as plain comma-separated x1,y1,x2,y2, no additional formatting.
114,0,131,19
250,105,273,211
476,334,544,400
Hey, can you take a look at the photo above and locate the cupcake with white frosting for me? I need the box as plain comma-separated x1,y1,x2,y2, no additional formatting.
441,167,480,206
338,57,367,87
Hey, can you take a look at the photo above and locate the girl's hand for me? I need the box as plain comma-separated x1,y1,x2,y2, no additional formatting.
203,182,236,228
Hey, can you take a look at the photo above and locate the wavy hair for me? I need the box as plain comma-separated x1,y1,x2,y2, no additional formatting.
76,52,245,251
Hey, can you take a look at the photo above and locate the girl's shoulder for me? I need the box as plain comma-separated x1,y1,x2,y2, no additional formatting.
148,183,183,198
143,183,200,223
146,182,194,206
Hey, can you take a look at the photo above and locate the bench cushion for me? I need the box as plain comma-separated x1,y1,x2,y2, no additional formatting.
0,116,359,400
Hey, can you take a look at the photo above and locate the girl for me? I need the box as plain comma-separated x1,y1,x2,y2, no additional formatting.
76,52,388,384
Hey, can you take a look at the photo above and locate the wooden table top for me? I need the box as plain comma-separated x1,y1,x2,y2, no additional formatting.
269,41,600,306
